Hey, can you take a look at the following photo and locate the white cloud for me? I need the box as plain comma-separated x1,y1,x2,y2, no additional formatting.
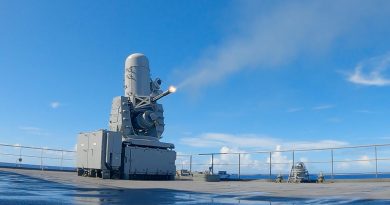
335,155,373,172
291,140,348,150
12,143,22,150
180,132,348,150
299,157,309,163
336,160,351,170
287,105,336,112
327,117,342,123
19,126,41,132
175,1,390,93
312,104,334,110
348,53,390,86
357,155,372,167
179,133,386,174
179,133,388,174
180,133,348,173
267,145,292,172
355,110,374,114
180,133,280,149
287,107,304,113
50,101,61,109
18,126,49,136
212,146,263,174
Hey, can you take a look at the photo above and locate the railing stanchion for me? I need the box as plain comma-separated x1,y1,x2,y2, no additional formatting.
61,150,64,170
211,154,214,175
190,155,192,173
19,146,22,167
292,150,295,168
238,153,241,180
375,146,378,178
269,152,272,181
331,149,334,181
40,148,44,171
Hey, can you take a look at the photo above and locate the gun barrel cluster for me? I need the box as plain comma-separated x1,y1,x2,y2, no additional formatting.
152,86,176,102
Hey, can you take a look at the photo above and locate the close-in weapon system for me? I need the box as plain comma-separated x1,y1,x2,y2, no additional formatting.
76,53,176,180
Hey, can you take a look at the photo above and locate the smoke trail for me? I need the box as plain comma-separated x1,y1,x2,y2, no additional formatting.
176,1,390,92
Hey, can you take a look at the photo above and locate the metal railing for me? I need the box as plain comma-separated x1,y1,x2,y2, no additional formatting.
1,142,389,180
0,143,76,171
176,143,390,180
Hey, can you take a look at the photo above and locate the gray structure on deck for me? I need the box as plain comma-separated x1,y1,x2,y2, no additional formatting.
76,53,176,180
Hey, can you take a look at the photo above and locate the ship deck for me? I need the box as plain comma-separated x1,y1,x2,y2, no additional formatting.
0,167,389,204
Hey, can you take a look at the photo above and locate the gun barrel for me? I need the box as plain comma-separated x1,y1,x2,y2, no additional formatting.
152,86,176,102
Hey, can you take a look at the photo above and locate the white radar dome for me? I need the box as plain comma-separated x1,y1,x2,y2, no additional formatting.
125,53,149,68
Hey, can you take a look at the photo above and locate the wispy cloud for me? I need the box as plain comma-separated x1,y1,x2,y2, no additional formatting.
19,126,41,132
355,110,375,114
50,101,61,109
327,117,342,123
175,1,390,93
348,53,390,86
180,132,348,150
181,133,280,149
287,107,304,113
287,105,336,112
312,104,334,110
18,126,49,136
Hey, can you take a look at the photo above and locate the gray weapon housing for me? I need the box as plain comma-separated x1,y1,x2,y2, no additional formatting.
76,53,176,180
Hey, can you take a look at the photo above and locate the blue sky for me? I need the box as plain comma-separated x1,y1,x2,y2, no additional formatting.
1,0,390,163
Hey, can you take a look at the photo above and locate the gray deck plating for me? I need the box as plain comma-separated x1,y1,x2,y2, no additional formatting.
0,168,389,204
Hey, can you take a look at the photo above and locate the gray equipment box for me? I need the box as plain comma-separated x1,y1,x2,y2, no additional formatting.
76,130,122,170
123,146,176,179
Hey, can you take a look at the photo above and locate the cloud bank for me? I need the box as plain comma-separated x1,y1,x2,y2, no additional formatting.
178,133,380,174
